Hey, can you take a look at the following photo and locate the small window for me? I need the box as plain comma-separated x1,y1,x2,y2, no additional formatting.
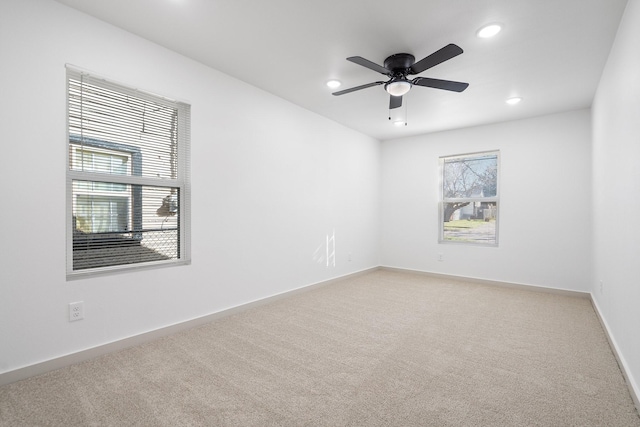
439,151,499,245
66,67,190,278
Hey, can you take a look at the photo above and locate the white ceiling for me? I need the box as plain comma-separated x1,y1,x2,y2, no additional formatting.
54,0,628,141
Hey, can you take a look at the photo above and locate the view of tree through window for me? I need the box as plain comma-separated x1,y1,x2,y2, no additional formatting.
440,151,499,245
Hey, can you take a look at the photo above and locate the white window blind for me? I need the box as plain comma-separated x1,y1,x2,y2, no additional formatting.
66,67,191,277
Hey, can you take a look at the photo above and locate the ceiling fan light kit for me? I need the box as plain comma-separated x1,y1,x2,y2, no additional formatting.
385,79,411,97
332,44,469,126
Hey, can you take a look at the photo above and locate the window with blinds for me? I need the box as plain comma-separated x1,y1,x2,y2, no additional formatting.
66,67,191,278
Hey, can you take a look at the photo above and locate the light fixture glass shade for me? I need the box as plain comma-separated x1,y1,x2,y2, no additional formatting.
386,81,411,97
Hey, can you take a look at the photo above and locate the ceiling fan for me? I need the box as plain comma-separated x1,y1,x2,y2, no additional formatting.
332,44,469,110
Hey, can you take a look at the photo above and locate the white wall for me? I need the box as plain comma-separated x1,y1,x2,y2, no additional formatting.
2,0,636,400
380,110,592,292
0,0,380,374
592,0,640,404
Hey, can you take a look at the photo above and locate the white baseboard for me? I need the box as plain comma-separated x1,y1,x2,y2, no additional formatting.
590,297,640,414
0,266,378,387
379,265,591,298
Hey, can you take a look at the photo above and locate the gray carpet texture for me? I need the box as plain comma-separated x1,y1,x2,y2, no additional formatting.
1,269,639,426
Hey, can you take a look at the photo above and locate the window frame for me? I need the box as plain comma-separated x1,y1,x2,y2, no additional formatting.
66,67,191,279
438,150,500,246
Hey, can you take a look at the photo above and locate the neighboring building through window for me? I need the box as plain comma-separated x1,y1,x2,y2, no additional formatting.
66,67,191,277
72,144,131,234
439,151,499,245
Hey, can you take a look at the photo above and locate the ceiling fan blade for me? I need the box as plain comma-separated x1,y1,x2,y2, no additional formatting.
389,95,402,109
412,77,469,92
409,44,464,75
332,81,384,96
347,56,390,75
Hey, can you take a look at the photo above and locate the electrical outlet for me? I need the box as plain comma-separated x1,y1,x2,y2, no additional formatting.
69,301,84,322
438,253,444,262
599,281,604,293
348,252,352,262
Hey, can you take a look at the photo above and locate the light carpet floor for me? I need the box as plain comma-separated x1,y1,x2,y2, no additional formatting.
1,270,639,426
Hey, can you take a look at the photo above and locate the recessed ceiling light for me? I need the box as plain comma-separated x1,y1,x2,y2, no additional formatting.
506,97,522,105
477,23,502,38
326,80,341,89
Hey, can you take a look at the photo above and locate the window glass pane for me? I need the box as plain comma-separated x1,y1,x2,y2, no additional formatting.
68,77,179,180
442,202,497,244
72,181,180,270
443,154,497,198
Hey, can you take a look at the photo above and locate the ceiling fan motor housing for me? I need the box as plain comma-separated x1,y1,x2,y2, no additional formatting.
384,53,416,74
